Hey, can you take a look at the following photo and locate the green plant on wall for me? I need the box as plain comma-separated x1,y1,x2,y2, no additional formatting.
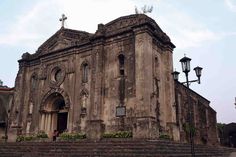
183,123,196,135
159,134,171,140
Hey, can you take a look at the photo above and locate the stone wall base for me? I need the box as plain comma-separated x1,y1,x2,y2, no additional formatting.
132,117,159,139
167,122,180,141
86,120,104,140
7,126,19,142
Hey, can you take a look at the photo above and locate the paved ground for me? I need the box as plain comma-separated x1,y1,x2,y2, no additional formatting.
229,152,236,157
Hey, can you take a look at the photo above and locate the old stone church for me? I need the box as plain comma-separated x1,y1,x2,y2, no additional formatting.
4,14,218,145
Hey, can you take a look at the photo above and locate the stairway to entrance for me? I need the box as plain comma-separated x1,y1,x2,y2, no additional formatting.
0,139,235,157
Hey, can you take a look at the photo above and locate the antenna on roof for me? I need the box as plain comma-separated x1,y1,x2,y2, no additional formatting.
135,5,153,14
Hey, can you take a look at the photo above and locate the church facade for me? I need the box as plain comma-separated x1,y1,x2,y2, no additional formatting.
7,14,218,145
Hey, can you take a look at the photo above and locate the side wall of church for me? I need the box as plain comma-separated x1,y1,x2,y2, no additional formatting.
102,33,135,131
101,27,177,139
175,82,218,145
0,88,13,142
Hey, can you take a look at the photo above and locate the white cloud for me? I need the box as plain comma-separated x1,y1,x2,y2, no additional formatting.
0,0,61,49
225,0,236,12
57,0,135,32
172,29,219,49
0,0,135,49
157,9,219,49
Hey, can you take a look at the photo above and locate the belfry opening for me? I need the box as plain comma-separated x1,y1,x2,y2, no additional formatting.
40,93,68,136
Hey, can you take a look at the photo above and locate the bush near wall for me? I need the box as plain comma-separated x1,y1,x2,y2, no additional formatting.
16,131,48,142
159,134,171,140
58,132,86,141
102,131,132,138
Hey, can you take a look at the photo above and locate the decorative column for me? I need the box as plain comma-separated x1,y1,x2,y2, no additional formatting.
40,114,45,130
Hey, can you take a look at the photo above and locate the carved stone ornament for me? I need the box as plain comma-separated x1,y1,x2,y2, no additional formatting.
39,64,47,80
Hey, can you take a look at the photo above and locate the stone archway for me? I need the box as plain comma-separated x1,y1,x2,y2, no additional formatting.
40,92,69,136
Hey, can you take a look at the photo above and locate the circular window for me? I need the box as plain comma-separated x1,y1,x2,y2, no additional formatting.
50,66,65,87
55,69,62,82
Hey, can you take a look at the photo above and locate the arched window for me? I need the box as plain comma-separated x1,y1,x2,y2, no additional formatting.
155,57,158,67
82,63,89,83
118,54,125,76
118,54,125,105
31,74,37,91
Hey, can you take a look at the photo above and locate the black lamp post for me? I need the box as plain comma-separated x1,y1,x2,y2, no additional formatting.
172,55,203,157
234,97,236,109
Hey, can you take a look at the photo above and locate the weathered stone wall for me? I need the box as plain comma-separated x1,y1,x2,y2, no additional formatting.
0,86,14,142
174,81,218,145
8,14,216,143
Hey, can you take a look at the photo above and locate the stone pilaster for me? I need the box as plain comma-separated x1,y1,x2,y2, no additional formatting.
86,120,104,140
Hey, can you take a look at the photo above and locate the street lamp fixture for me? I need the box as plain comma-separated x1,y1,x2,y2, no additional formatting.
180,56,191,73
172,71,180,81
173,57,203,86
193,66,203,84
172,55,203,157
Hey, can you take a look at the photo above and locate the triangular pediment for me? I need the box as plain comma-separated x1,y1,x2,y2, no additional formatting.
36,28,92,54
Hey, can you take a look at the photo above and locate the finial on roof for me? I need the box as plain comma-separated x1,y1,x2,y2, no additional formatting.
59,14,67,28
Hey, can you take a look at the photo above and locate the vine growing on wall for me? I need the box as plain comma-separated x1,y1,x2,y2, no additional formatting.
183,123,196,136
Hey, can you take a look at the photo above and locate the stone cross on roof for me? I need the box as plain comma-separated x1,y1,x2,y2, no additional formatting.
59,14,67,28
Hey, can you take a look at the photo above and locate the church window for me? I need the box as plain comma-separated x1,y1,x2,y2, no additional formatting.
118,54,125,105
31,75,37,90
118,54,125,76
82,63,89,83
50,66,65,86
154,56,159,76
54,69,62,82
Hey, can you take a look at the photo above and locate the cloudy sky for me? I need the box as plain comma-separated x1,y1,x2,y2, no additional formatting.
0,0,236,123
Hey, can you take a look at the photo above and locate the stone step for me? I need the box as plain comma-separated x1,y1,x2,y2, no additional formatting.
0,140,235,157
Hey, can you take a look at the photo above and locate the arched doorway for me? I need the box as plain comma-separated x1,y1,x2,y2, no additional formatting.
40,93,68,136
